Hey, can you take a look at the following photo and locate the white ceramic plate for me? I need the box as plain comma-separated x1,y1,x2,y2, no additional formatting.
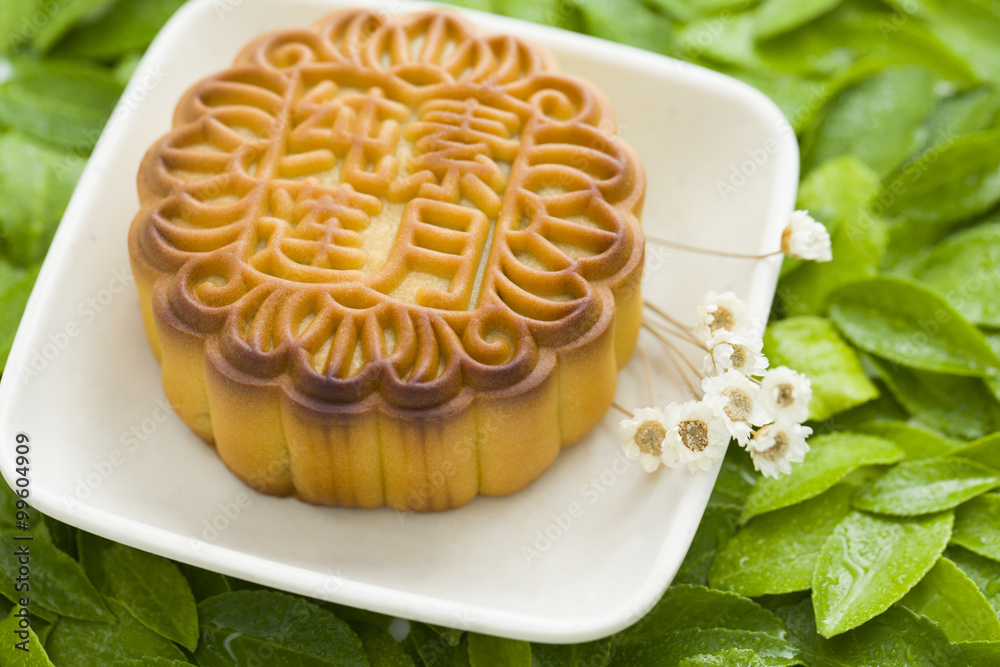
0,0,797,643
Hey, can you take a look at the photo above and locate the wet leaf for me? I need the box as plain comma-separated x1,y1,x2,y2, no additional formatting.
960,640,1000,667
869,356,1000,440
675,503,739,586
854,458,1000,516
812,510,954,637
354,622,414,667
0,607,53,666
740,433,903,523
853,421,961,460
616,584,786,643
829,277,1000,377
610,628,797,667
55,0,186,60
951,494,1000,562
951,433,1000,472
46,598,187,666
532,639,611,667
194,590,367,667
947,546,1000,617
777,598,970,666
77,532,199,650
900,556,1000,642
710,485,854,596
804,67,941,177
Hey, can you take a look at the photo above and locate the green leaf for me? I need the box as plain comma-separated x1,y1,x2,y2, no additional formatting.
910,221,1000,328
354,622,414,667
902,0,1000,86
804,67,941,178
740,432,903,523
54,0,186,60
869,356,1000,440
708,444,757,506
0,529,111,622
752,0,843,40
830,277,1000,377
920,86,1000,155
676,13,760,70
572,0,674,55
758,2,978,84
901,557,1000,642
46,598,187,666
407,623,471,667
947,546,1000,618
777,597,971,666
0,131,84,266
709,485,854,596
117,660,195,667
425,624,464,648
467,633,531,667
194,590,367,667
616,585,786,643
951,494,1000,562
177,563,232,603
30,0,117,54
0,58,122,152
854,458,1000,516
961,641,1000,667
610,628,798,667
0,608,54,666
77,532,199,650
674,503,739,587
812,510,954,637
876,129,1000,226
532,639,611,667
324,603,396,633
0,260,40,371
763,316,879,420
853,421,960,460
0,1,41,54
952,433,1000,471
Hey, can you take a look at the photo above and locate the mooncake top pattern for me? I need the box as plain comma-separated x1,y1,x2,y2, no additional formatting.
130,8,645,410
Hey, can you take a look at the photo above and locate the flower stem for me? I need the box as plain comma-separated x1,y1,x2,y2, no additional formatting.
646,234,782,260
636,343,656,407
611,401,632,417
642,322,703,398
643,302,707,350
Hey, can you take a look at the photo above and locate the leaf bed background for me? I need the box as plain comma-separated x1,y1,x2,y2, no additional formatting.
1,0,1000,664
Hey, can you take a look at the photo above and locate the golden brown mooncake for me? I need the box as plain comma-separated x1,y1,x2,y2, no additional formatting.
128,8,645,511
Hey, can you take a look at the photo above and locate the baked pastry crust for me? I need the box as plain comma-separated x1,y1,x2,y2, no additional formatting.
128,8,645,511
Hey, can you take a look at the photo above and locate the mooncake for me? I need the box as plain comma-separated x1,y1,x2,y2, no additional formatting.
128,8,645,511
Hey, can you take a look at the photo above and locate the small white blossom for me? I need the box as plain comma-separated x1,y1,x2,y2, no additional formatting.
702,371,772,447
781,210,832,262
761,366,812,424
665,400,730,473
704,331,769,377
620,407,670,473
695,291,748,342
748,421,812,478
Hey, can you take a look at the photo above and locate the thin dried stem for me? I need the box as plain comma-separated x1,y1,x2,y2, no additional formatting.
646,234,782,260
643,312,706,350
611,401,632,417
636,343,656,407
643,322,705,387
661,339,701,399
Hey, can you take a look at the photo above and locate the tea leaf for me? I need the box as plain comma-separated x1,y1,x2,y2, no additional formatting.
674,503,740,586
951,494,1000,562
741,433,903,523
0,607,53,666
55,0,186,60
829,276,1000,377
854,458,1000,516
812,510,954,637
77,532,198,650
467,633,531,667
616,584,786,643
710,485,854,596
532,639,612,667
853,421,961,460
947,546,1000,617
900,556,1000,642
353,622,414,667
611,628,798,667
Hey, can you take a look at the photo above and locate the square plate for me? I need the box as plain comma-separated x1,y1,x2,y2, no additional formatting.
0,0,797,643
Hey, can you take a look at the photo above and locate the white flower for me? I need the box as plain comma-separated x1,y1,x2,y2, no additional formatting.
695,291,748,342
664,400,730,473
761,366,812,424
748,421,812,478
703,331,769,377
781,210,832,262
702,371,772,447
620,407,670,473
